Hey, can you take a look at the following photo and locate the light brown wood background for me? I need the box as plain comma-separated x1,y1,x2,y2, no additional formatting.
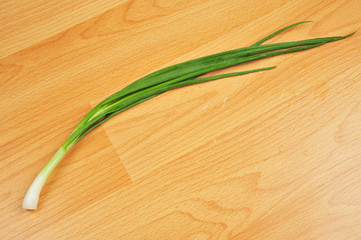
1,0,360,239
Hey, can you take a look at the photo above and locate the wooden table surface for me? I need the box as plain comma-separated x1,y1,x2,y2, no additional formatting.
1,0,360,239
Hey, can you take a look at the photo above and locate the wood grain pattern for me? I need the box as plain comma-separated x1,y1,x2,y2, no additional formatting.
1,0,361,239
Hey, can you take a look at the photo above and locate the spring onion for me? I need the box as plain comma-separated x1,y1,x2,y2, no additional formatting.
23,21,355,210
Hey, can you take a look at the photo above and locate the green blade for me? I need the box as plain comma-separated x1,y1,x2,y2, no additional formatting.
252,21,313,46
181,66,276,85
65,32,355,148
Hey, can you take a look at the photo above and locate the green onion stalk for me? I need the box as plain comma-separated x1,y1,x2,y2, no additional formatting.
23,21,355,210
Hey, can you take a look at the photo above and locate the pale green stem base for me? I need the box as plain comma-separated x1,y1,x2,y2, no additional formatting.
22,146,67,210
